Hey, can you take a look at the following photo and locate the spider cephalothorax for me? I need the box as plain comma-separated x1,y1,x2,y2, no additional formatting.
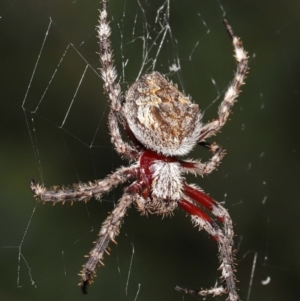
30,1,248,301
128,149,183,215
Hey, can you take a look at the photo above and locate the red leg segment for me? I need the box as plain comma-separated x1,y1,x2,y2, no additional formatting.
178,199,212,223
183,184,224,223
179,199,218,242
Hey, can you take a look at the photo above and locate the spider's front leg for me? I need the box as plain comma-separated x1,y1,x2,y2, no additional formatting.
199,20,248,142
176,185,238,301
80,193,135,294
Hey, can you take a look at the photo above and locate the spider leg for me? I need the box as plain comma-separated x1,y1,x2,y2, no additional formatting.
108,111,140,160
177,198,238,301
180,144,225,176
183,183,234,242
79,193,135,294
198,141,220,153
98,0,138,160
199,19,248,142
30,164,139,203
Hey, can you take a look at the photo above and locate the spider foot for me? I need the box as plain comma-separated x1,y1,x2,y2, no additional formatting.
80,280,89,295
175,285,226,297
78,269,94,295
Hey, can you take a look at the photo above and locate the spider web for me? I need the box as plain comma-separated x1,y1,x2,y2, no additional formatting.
1,0,300,300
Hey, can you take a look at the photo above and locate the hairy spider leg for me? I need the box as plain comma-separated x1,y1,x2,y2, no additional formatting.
197,19,248,143
177,184,238,300
178,199,218,241
123,121,144,151
176,197,230,297
182,182,235,247
80,194,135,293
183,184,224,223
98,1,138,160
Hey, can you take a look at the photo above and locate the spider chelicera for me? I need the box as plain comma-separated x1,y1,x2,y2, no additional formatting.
30,1,248,300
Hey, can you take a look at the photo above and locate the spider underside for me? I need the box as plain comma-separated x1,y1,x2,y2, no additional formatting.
30,1,248,300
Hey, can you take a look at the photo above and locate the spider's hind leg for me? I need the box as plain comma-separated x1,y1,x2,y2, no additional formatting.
98,1,139,160
198,19,249,142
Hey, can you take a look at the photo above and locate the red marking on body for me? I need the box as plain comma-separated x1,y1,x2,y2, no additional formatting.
139,150,177,187
127,150,177,198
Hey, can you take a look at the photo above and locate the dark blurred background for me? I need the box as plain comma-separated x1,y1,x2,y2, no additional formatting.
1,0,300,300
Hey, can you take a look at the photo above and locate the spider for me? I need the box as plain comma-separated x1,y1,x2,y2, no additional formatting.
30,1,248,300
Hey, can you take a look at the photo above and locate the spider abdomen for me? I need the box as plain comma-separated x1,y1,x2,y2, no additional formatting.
123,72,202,156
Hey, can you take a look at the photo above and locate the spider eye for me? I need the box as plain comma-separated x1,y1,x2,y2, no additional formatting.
124,72,202,156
